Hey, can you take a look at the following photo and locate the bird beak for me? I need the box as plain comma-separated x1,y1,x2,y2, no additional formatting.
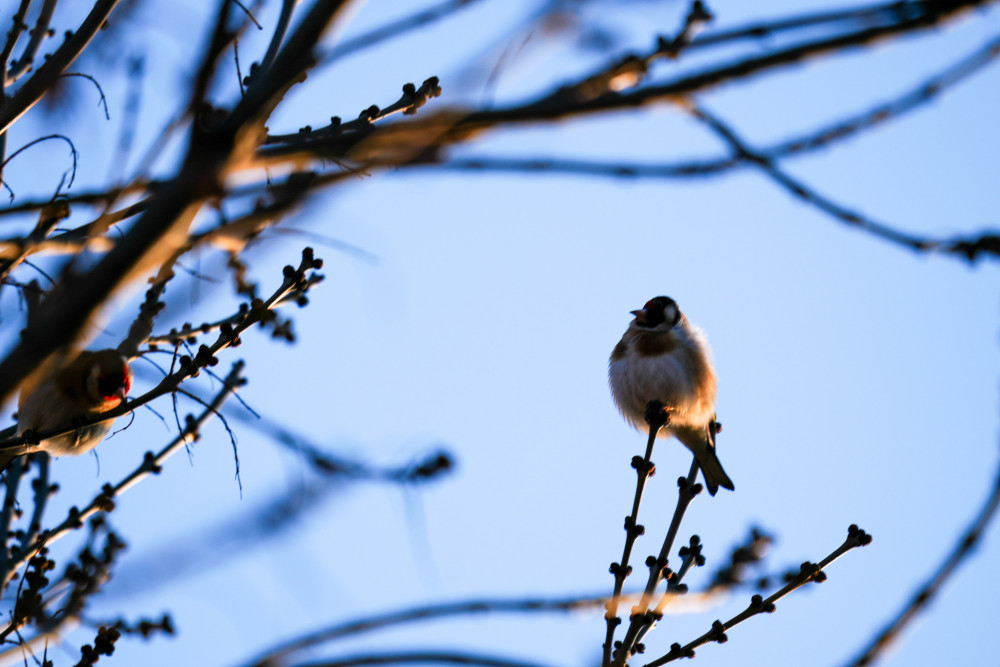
113,387,128,402
630,308,647,324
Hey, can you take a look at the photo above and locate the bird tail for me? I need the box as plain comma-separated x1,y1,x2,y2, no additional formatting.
674,423,734,496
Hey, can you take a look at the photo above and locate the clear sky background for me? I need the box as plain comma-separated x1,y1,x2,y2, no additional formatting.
1,1,998,666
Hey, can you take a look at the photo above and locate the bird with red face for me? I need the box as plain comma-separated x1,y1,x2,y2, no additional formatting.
0,349,132,473
609,296,734,495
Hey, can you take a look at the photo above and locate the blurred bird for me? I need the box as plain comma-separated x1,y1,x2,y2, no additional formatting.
608,296,734,495
0,349,132,473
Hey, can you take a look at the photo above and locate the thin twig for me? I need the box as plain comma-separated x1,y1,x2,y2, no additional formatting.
614,458,702,665
58,72,111,119
0,250,321,455
603,402,668,667
0,362,246,586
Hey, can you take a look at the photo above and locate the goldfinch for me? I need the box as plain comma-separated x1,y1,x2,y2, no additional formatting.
0,349,132,473
609,296,734,495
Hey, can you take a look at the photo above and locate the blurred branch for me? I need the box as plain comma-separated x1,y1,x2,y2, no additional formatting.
290,651,554,667
106,447,451,599
258,0,296,75
5,0,56,82
0,0,33,82
0,200,68,282
0,0,349,411
322,0,484,65
642,525,873,667
842,452,1000,667
244,593,615,666
436,30,1000,180
314,0,992,163
688,103,1000,262
685,0,944,52
0,0,122,135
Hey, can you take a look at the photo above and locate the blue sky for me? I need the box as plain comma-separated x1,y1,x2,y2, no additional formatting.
1,1,999,666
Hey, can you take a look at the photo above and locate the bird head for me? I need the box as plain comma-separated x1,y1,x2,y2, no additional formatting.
630,296,681,330
84,351,132,407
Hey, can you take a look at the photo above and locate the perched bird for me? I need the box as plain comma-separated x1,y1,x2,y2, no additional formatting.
0,349,132,473
609,296,734,495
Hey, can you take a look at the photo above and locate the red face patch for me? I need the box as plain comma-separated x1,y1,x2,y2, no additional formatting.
97,366,130,401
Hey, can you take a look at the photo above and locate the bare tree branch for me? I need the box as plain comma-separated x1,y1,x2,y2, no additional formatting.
642,525,873,667
842,452,1000,667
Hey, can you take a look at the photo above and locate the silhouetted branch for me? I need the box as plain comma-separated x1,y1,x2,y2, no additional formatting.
323,0,484,65
614,458,702,665
688,103,1000,261
603,402,669,667
58,72,111,120
642,525,873,666
842,453,1000,667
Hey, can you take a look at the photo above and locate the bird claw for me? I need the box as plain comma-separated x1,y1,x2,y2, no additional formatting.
643,400,671,429
21,429,40,445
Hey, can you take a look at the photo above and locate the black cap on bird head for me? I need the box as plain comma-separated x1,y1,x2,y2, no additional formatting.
631,296,681,329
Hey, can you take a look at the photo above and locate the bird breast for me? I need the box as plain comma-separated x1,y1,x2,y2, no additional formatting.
41,422,114,457
17,377,117,456
609,328,716,432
